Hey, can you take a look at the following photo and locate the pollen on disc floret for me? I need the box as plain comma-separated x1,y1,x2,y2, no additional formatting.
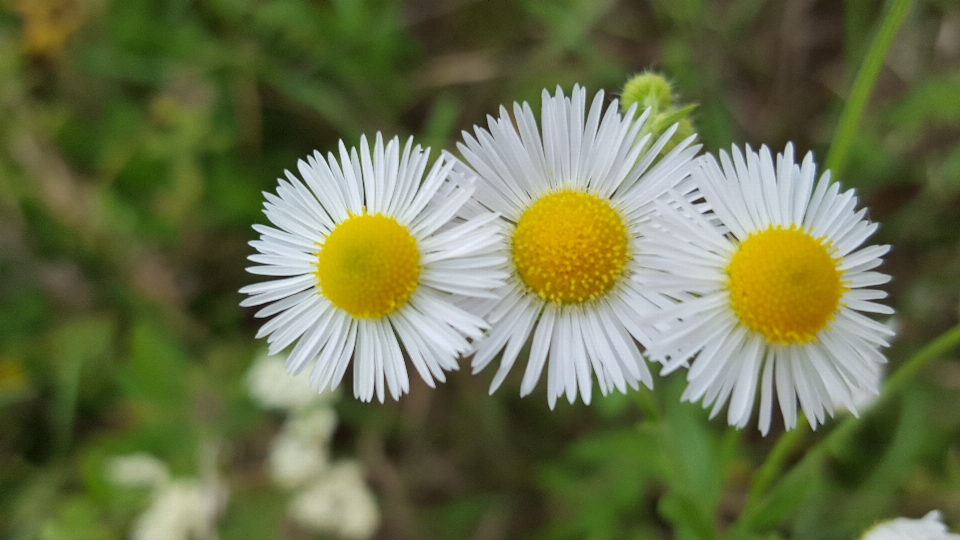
315,211,420,319
511,189,630,304
726,224,847,345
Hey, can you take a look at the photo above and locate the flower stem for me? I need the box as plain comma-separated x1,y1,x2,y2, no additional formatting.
636,387,661,423
744,419,809,506
824,0,914,178
875,322,960,408
739,321,960,528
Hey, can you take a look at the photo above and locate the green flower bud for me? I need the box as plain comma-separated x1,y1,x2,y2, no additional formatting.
657,115,695,156
621,73,699,161
621,72,673,115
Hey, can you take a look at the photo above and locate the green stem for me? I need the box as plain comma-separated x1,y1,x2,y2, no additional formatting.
824,0,914,178
636,387,661,423
871,322,960,412
739,322,960,529
744,419,809,508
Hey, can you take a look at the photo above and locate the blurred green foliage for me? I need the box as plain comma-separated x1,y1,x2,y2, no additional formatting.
1,0,959,539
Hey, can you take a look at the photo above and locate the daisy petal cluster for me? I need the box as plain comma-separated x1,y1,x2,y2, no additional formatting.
638,143,893,434
240,82,896,438
453,85,701,407
240,133,507,402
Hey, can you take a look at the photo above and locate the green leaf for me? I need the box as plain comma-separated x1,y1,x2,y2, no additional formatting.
39,495,114,540
659,491,717,540
742,458,822,531
49,316,117,453
220,489,286,540
825,0,915,177
124,322,188,405
420,93,461,153
658,381,723,516
537,425,661,539
888,74,960,133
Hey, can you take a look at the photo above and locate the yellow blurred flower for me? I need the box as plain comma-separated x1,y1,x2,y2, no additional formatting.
0,358,26,393
8,0,80,59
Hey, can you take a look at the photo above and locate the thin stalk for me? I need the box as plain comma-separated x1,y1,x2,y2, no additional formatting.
744,419,809,508
636,387,662,423
872,322,960,411
824,0,914,178
738,322,960,529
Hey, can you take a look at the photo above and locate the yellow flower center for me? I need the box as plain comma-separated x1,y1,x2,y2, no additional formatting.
315,212,420,319
512,189,630,304
727,225,847,345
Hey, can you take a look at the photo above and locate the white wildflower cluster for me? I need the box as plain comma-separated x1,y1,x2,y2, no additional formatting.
246,349,339,411
106,453,170,488
105,453,227,540
287,461,380,540
246,351,380,539
267,407,338,489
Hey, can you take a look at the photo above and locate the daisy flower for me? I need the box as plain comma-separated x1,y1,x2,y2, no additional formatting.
452,85,701,407
638,143,894,434
240,134,507,403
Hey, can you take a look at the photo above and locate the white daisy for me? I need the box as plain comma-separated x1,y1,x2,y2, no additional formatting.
452,85,701,407
861,511,960,540
240,133,507,403
638,143,895,434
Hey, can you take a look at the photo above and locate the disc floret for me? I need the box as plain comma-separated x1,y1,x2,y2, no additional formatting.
512,190,629,304
727,225,847,345
316,212,420,319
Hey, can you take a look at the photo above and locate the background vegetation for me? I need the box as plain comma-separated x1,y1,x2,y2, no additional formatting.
1,0,959,538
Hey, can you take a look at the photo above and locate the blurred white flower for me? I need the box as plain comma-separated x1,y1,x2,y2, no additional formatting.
267,424,331,490
288,461,380,540
288,407,338,441
246,351,338,411
267,408,338,489
106,450,227,540
862,510,960,540
106,453,170,489
130,480,228,540
248,348,374,537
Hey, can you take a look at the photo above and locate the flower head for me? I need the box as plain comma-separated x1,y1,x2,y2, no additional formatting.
638,144,894,434
241,134,507,402
453,85,700,407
